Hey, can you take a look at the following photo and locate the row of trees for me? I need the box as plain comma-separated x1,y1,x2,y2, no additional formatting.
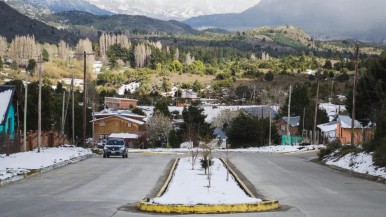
4,79,92,146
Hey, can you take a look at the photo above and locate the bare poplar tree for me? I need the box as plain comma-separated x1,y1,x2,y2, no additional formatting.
134,43,146,68
99,33,131,63
166,46,170,54
76,38,94,62
0,36,7,57
58,40,71,59
185,52,195,65
134,43,151,68
8,35,41,65
42,43,58,61
154,41,162,50
174,48,179,60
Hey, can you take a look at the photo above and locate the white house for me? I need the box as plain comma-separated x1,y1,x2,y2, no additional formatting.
317,121,338,142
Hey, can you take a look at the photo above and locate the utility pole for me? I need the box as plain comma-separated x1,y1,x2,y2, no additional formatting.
269,105,272,146
75,51,94,147
287,85,292,145
23,71,28,152
61,91,65,134
37,56,42,153
71,74,75,145
313,71,320,145
351,44,360,146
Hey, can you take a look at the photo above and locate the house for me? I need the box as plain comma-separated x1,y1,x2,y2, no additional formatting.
336,115,373,145
0,85,15,141
181,89,198,99
104,97,138,110
275,116,301,145
92,109,146,146
176,89,198,106
317,121,338,142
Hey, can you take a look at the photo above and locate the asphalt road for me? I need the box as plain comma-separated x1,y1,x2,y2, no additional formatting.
0,151,385,217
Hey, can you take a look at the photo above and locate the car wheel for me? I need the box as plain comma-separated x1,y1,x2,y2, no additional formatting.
103,154,106,158
107,155,110,158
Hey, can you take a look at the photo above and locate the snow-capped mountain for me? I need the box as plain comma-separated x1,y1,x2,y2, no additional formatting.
85,0,260,20
185,0,386,42
3,0,113,16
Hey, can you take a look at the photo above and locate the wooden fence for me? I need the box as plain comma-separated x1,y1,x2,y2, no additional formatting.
0,131,69,155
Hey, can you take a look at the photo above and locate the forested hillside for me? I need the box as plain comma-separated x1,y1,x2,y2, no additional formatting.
0,1,78,44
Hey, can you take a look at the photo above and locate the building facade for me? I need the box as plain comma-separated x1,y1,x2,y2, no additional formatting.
105,97,138,110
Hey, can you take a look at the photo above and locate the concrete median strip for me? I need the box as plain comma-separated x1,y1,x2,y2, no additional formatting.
138,158,279,214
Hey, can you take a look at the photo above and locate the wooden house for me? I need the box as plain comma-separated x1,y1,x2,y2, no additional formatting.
92,109,146,145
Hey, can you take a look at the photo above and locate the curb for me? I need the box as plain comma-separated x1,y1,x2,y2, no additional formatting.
138,200,279,214
138,158,279,214
0,153,93,188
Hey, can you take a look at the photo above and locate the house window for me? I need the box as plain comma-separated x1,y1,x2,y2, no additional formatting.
281,125,286,131
127,123,132,128
99,122,106,127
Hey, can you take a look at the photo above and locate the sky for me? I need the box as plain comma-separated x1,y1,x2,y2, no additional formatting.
86,0,262,20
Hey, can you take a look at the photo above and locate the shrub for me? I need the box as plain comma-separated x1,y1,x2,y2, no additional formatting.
264,72,274,81
318,139,342,160
336,145,360,158
373,140,386,167
200,158,213,170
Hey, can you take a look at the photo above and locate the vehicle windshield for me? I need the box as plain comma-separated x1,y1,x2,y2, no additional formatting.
106,139,124,146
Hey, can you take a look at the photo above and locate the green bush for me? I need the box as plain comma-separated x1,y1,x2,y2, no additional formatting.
336,145,360,158
200,158,213,170
264,72,274,81
318,139,342,160
373,140,386,167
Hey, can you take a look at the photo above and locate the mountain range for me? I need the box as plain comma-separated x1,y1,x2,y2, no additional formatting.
185,0,386,42
2,0,112,17
84,0,260,21
0,1,78,44
42,11,197,36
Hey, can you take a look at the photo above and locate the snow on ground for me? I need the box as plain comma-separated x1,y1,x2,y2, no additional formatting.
128,145,323,154
325,152,386,179
150,158,262,205
229,145,323,153
0,146,92,181
319,103,346,121
138,105,279,123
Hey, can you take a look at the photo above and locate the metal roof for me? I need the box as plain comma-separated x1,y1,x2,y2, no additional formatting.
282,116,300,127
317,121,338,132
92,115,145,125
338,115,364,129
242,106,277,119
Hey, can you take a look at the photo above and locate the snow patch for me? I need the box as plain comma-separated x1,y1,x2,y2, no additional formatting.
325,152,386,179
150,158,261,205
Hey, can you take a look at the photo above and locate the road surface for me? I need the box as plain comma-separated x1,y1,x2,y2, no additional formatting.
0,151,385,217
